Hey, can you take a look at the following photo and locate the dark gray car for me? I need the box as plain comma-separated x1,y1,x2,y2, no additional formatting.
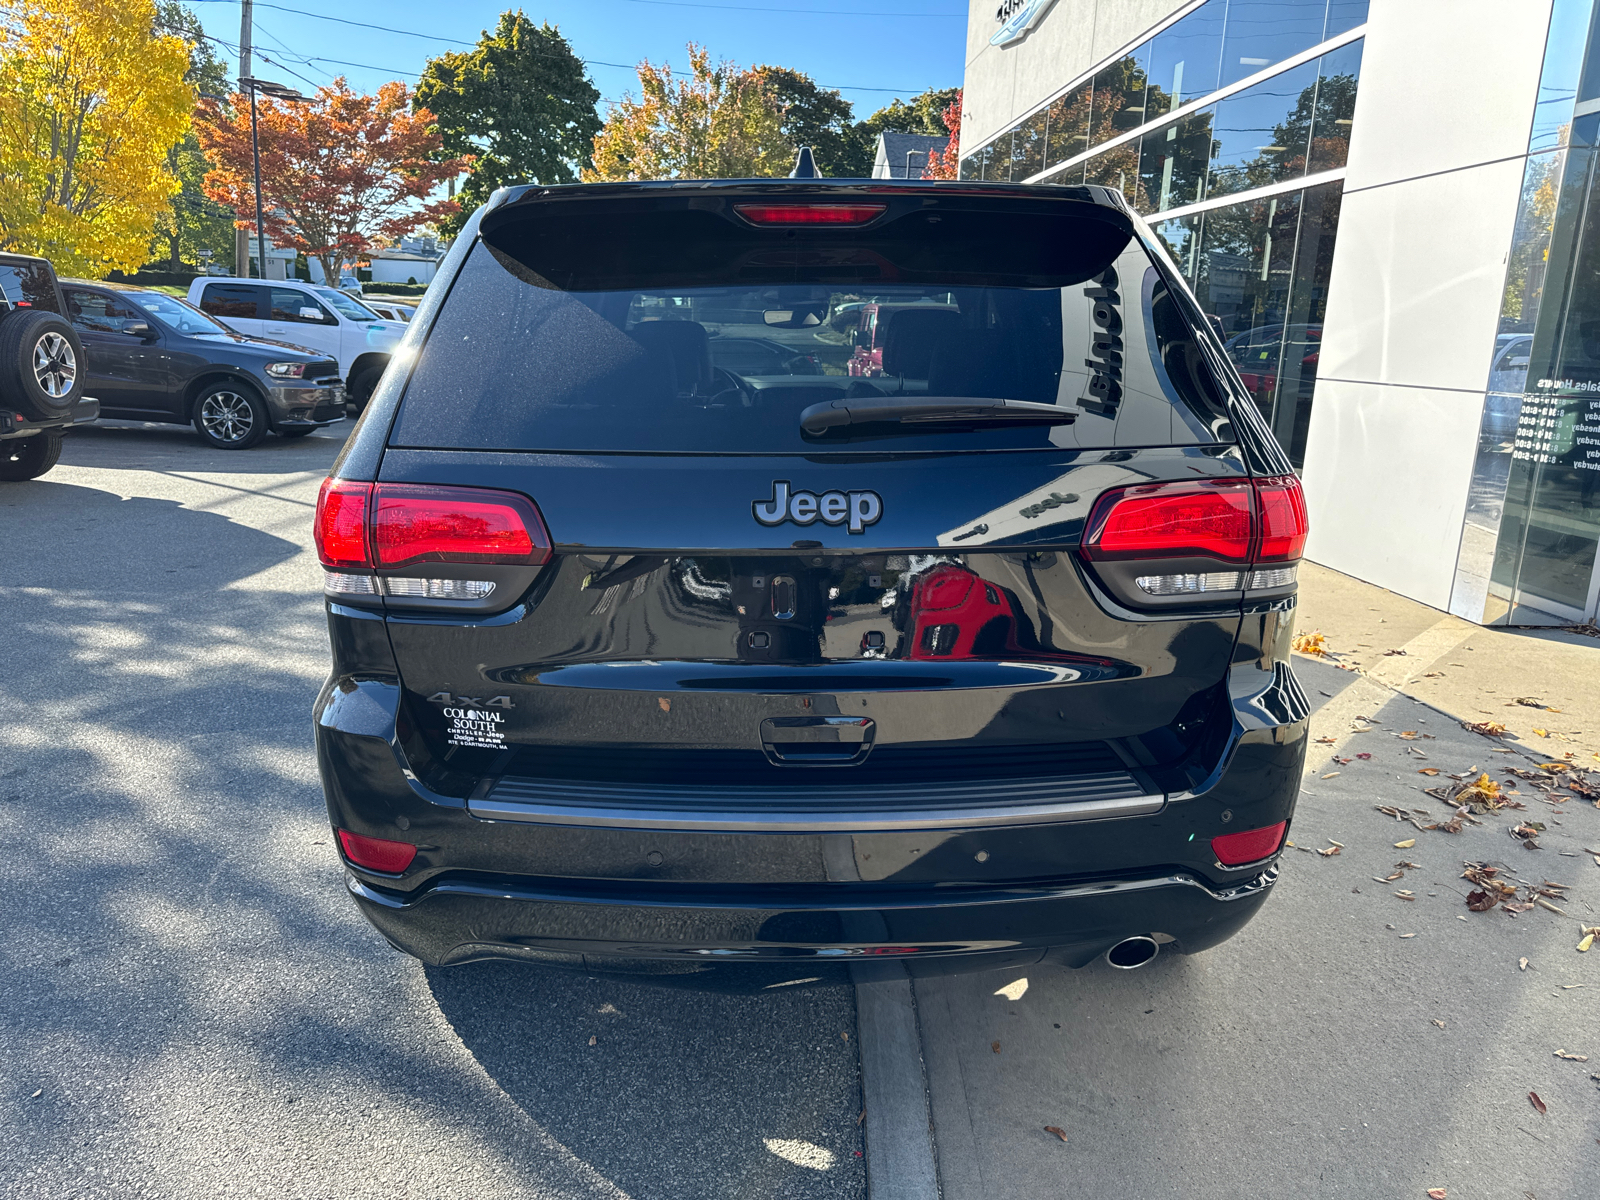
61,282,344,449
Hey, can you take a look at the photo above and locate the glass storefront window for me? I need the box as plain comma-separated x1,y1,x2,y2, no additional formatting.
1088,50,1153,150
1307,39,1363,173
1207,59,1321,197
1146,2,1226,115
1013,110,1047,179
1220,0,1335,89
1323,0,1370,39
1152,213,1205,283
1086,140,1146,210
1045,83,1093,169
1137,106,1216,214
1530,0,1594,151
1272,184,1342,463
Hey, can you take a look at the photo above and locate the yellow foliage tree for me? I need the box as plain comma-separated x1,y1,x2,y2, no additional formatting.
0,0,193,275
586,45,790,181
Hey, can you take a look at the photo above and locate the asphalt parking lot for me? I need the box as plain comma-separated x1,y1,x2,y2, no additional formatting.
4,419,1598,1199
0,421,864,1200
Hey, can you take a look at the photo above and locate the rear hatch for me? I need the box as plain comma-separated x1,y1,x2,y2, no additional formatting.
347,184,1297,820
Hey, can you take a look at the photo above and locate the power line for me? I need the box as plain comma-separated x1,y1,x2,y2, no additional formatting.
617,0,962,13
182,1,947,89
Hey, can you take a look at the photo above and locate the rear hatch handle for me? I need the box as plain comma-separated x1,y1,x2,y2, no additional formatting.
800,396,1079,435
761,716,875,767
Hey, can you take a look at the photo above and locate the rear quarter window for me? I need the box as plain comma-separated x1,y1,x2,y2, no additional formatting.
392,200,1232,455
0,262,60,314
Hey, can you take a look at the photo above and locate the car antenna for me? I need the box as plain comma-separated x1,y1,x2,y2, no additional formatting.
788,146,821,178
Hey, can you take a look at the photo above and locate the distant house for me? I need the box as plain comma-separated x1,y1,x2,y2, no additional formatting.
872,132,950,179
310,234,449,285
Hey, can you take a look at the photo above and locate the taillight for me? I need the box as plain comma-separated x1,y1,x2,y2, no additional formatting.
1083,480,1255,563
1080,475,1308,600
1211,821,1287,866
314,478,373,568
733,203,887,226
337,829,417,873
1254,475,1309,562
314,480,551,601
372,484,549,567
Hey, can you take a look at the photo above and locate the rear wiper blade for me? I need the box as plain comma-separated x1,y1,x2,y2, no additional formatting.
800,396,1079,435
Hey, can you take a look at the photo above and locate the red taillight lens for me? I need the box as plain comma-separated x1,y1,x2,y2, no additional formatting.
1083,480,1255,562
372,484,550,567
315,478,373,568
1254,475,1308,562
337,829,417,873
733,203,887,226
1211,821,1287,866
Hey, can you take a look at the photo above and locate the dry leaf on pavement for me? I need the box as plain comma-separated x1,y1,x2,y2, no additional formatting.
1431,1019,1446,1028
1427,1189,1448,1199
1463,721,1508,737
1580,933,1596,952
1520,957,1530,970
991,1041,1001,1053
1395,839,1416,849
1528,1090,1548,1115
1043,1125,1068,1142
1292,631,1329,656
1419,768,1441,776
1554,1050,1589,1061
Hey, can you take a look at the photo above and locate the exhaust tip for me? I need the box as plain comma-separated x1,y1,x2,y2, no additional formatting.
1105,936,1160,970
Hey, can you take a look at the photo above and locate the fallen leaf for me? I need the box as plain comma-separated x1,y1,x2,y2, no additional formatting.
1396,890,1416,901
1356,752,1373,760
1467,890,1498,912
1535,897,1567,915
1534,728,1550,738
1514,697,1545,707
1043,1125,1068,1143
1427,1190,1448,1199
588,1036,597,1046
1431,1019,1445,1028
1520,957,1530,971
1399,730,1419,739
1580,933,1595,952
1322,771,1341,779
1529,1090,1547,1115
1554,1050,1589,1062
1399,932,1416,938
1317,845,1342,857
1383,648,1408,656
1315,736,1337,744
1395,839,1416,849
657,697,671,713
992,1041,1001,1053
1463,721,1508,737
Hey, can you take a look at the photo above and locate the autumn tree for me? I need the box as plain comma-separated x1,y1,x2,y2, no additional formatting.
754,67,858,177
198,80,467,288
586,45,790,181
851,86,960,171
149,3,236,271
415,11,600,235
0,0,193,275
921,91,962,180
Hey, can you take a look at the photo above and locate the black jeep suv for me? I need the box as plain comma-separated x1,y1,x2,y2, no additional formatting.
313,179,1310,979
0,253,98,481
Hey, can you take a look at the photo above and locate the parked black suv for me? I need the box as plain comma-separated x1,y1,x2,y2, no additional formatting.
314,180,1310,979
0,253,98,481
61,282,344,449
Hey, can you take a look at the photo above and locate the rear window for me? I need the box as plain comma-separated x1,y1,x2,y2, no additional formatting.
0,262,59,314
392,199,1233,454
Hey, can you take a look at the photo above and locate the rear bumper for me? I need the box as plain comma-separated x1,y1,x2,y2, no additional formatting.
345,863,1278,972
0,398,98,439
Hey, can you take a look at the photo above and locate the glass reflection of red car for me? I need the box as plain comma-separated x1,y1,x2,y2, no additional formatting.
908,564,1019,659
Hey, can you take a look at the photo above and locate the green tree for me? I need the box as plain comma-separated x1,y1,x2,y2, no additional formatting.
150,3,235,271
753,67,858,176
415,11,599,234
849,86,960,173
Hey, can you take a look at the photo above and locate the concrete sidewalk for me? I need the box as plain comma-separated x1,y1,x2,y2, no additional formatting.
1294,562,1600,762
908,565,1600,1199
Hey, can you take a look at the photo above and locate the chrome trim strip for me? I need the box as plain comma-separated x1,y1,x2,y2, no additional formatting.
467,790,1165,832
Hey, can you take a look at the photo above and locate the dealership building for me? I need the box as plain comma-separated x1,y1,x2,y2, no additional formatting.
958,0,1600,626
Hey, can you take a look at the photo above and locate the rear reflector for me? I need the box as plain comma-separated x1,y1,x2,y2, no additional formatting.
733,203,887,226
1135,570,1245,595
1083,480,1254,563
314,479,373,568
337,829,417,873
383,577,495,600
1211,821,1287,866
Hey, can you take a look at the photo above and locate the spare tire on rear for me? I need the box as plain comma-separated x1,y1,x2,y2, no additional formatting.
0,310,84,420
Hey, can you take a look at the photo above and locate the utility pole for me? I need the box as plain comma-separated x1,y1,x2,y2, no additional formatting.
235,1,253,277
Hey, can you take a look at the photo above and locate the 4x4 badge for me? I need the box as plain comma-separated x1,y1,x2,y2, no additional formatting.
754,480,882,535
426,692,512,708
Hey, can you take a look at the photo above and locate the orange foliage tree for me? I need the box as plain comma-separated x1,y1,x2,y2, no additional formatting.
920,90,961,180
197,79,467,285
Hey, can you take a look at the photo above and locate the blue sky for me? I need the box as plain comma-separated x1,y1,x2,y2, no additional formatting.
182,0,969,120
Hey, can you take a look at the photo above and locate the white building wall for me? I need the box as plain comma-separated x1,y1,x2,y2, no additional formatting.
1299,0,1553,610
961,0,1196,152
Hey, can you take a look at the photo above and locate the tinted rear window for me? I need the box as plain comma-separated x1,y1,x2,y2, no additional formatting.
0,262,59,314
392,200,1232,454
200,283,262,319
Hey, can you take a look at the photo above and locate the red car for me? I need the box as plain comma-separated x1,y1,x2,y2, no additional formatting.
845,302,959,377
906,564,1020,659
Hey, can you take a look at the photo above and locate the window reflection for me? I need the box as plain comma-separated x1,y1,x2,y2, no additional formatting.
1323,0,1369,39
1013,110,1047,180
1219,0,1332,89
1308,40,1362,173
1208,60,1320,197
1089,50,1152,149
1137,106,1215,212
1146,2,1226,115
